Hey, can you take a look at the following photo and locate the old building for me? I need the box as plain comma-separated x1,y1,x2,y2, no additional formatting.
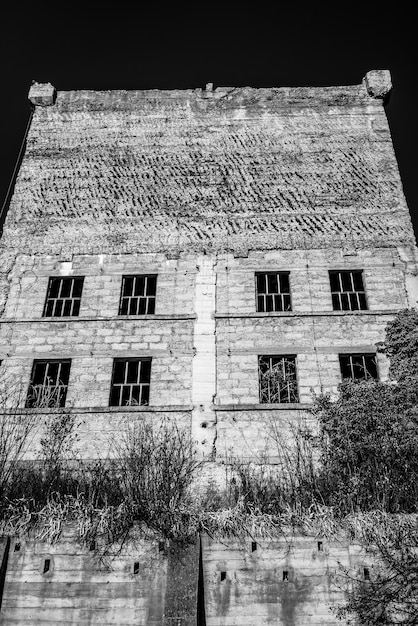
0,70,416,624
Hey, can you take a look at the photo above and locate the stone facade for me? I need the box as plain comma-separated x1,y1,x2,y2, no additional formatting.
0,71,417,624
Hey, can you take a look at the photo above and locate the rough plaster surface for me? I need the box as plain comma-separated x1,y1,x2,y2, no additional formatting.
1,76,415,259
202,534,370,625
0,530,198,625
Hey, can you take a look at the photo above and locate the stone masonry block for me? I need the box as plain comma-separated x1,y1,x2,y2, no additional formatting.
364,70,392,99
28,82,56,106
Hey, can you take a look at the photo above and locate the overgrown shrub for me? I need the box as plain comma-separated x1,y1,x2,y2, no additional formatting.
0,413,201,549
313,379,418,514
335,514,418,625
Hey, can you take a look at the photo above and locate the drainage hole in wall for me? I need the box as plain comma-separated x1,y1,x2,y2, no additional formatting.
158,541,165,552
200,422,207,428
43,559,50,574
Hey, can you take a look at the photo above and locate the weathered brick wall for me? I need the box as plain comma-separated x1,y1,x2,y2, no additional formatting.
1,71,415,261
2,253,196,320
216,247,412,314
1,245,412,460
0,73,417,624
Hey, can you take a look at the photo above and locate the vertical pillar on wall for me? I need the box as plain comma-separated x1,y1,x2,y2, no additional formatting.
191,255,217,458
197,535,207,625
163,537,200,626
0,537,10,611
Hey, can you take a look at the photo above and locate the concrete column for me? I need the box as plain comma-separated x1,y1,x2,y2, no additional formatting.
191,255,217,458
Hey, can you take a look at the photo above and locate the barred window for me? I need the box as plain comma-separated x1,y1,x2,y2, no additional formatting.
26,359,71,408
256,272,291,312
329,270,367,311
109,358,151,406
118,275,157,315
259,355,298,403
339,354,378,380
43,277,84,317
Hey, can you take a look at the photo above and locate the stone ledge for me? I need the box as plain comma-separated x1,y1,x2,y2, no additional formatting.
215,309,399,319
3,405,193,415
214,403,312,411
0,314,196,324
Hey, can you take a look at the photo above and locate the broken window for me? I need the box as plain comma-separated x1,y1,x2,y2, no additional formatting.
339,354,378,380
43,277,84,317
259,355,299,403
109,358,151,406
26,359,71,408
256,272,291,312
329,270,367,311
118,275,157,315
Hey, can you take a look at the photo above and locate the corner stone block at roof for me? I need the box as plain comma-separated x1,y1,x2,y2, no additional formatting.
2,70,414,257
28,81,56,106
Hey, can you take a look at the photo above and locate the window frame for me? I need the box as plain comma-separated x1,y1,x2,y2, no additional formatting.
329,270,367,311
43,276,84,318
26,359,72,408
118,274,157,316
109,357,152,407
258,354,299,404
255,271,292,313
339,353,378,381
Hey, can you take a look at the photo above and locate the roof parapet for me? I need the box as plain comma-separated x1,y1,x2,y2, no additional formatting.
28,82,56,106
364,70,392,99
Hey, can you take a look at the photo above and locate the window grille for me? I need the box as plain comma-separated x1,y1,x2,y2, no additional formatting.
256,272,291,312
118,275,157,315
26,359,71,408
259,355,299,403
43,277,84,317
109,358,151,406
339,354,378,380
329,270,367,311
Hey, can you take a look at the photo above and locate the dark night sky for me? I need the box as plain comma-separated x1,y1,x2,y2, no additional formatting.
1,6,416,238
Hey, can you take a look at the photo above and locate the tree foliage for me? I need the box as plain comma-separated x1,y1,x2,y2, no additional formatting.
312,309,418,624
314,379,418,515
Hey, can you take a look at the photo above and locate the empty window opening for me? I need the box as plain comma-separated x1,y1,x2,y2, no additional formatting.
339,354,378,381
43,559,50,574
109,358,151,406
317,541,323,552
283,571,289,582
43,276,84,317
134,561,140,574
259,355,299,404
89,540,96,551
329,270,367,311
220,571,226,581
251,541,257,552
256,272,291,312
364,567,370,580
26,359,71,408
14,543,20,552
158,541,165,552
119,275,157,315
